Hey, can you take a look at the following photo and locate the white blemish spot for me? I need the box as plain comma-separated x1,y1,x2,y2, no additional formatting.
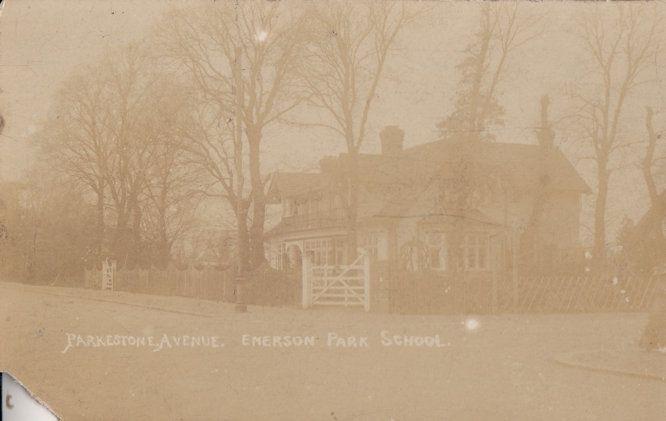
464,318,480,331
256,30,268,43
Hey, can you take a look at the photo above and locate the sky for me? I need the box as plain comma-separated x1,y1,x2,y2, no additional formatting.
0,0,664,244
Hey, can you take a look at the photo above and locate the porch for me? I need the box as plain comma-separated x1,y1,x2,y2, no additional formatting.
266,222,635,314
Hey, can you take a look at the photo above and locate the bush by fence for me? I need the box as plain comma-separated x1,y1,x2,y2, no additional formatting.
239,265,301,306
84,265,299,307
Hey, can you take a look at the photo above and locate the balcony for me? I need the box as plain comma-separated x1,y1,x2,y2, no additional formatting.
281,210,347,231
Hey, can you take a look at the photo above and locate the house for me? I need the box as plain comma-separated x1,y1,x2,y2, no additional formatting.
265,126,590,310
619,191,666,275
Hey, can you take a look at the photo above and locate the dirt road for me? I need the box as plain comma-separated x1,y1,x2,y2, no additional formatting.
1,282,663,420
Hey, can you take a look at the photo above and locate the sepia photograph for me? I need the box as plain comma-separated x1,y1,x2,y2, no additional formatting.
0,0,664,419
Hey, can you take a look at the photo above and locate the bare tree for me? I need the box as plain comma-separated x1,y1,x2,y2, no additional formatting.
157,1,306,271
437,2,542,142
139,79,202,268
300,1,412,257
643,107,665,213
102,47,207,268
9,164,96,282
42,44,200,268
571,5,661,267
40,67,113,262
634,106,666,267
101,46,160,266
431,2,542,278
617,106,666,275
520,95,557,274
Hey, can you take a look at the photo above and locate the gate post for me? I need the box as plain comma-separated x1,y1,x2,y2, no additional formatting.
363,252,370,312
101,258,115,291
302,255,311,309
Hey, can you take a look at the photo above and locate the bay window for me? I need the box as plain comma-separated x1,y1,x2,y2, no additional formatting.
424,231,447,270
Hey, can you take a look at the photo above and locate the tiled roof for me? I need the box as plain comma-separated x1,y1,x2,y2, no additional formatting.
266,172,329,203
404,141,590,193
269,140,591,221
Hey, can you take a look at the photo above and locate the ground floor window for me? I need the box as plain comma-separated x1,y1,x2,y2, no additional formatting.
417,229,491,272
462,233,489,270
359,231,386,261
424,231,447,270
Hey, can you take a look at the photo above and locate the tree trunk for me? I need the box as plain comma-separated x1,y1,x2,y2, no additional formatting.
346,153,360,262
247,134,266,269
467,18,492,141
112,209,128,267
235,206,251,274
643,107,665,244
131,199,142,267
157,232,170,269
593,159,609,269
95,182,105,262
156,188,170,268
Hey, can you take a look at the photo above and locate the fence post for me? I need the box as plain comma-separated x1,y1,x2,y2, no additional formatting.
491,271,498,314
101,259,115,291
234,272,247,313
302,255,311,309
364,252,371,312
511,229,519,309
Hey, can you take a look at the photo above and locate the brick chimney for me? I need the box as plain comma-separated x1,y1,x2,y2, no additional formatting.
380,125,404,155
536,95,554,150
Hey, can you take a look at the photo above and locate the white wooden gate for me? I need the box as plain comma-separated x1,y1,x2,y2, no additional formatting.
302,253,370,311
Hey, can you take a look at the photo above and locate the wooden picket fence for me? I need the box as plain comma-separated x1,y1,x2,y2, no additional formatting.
83,265,300,306
507,275,659,313
84,267,232,300
389,272,661,314
83,265,661,314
